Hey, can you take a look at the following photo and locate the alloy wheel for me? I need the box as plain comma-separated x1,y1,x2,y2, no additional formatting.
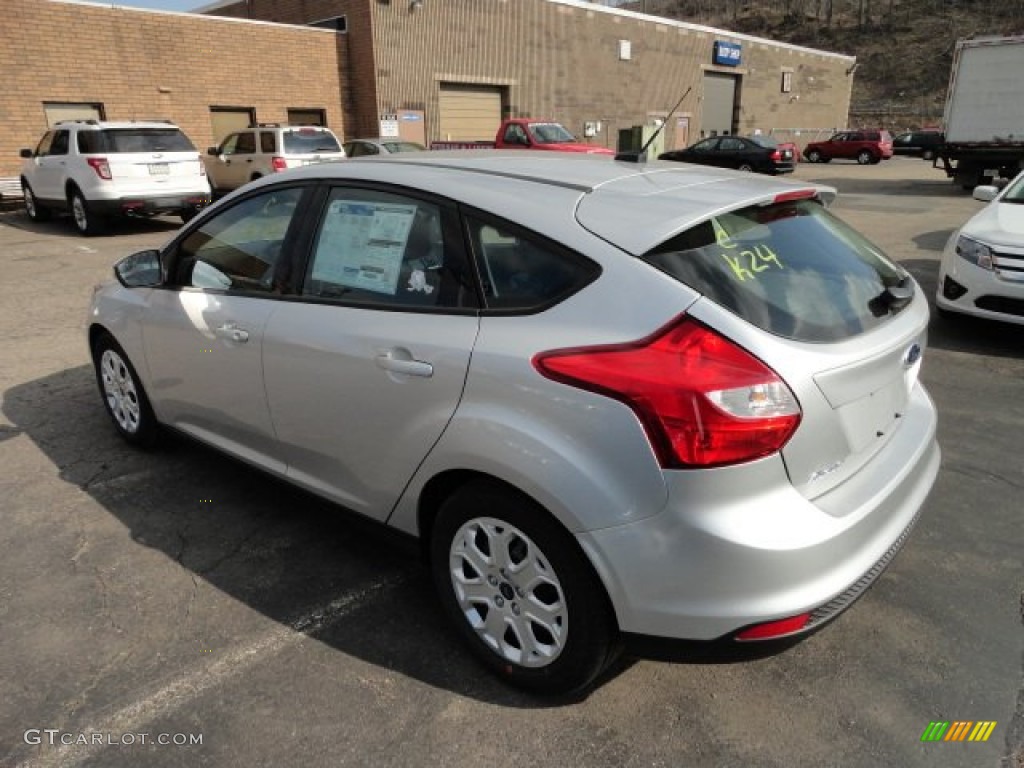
448,516,568,668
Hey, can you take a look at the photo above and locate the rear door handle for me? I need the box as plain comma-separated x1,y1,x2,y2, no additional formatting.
215,324,250,343
375,348,433,378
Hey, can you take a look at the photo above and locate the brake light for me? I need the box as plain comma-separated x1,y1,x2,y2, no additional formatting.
271,156,288,172
734,613,810,640
770,150,781,162
772,189,816,204
533,317,801,468
87,157,111,180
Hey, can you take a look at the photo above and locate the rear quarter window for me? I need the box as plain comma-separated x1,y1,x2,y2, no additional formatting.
642,200,910,342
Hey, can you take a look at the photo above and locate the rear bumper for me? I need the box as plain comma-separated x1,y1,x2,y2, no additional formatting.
578,382,939,640
91,193,211,216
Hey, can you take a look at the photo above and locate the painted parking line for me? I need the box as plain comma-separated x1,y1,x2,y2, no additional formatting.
16,574,404,768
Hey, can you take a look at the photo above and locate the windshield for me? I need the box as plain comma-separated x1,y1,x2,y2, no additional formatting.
642,200,910,342
530,123,576,144
283,129,341,153
1001,173,1024,203
98,129,195,153
749,135,779,148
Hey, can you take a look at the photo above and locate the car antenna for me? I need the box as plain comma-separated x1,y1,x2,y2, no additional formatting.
614,86,693,163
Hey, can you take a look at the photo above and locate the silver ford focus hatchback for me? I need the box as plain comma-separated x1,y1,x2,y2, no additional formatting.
88,153,940,694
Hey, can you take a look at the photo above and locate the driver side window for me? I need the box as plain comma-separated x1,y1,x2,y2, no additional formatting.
173,187,304,293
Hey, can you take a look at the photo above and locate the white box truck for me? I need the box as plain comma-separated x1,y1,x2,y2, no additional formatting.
937,35,1024,189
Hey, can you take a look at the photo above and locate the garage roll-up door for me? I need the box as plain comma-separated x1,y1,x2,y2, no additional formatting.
702,72,738,137
44,102,103,126
210,108,255,142
438,84,502,142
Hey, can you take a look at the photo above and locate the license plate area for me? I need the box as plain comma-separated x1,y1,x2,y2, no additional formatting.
148,163,170,175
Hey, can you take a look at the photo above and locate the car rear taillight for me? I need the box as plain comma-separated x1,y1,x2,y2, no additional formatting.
770,150,781,162
271,156,288,172
87,157,112,180
734,613,811,640
533,317,801,468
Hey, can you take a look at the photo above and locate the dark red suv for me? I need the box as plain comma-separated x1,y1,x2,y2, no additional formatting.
804,130,893,165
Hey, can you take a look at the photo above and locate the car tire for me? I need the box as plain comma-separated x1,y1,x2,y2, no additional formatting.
806,149,822,163
737,163,754,172
69,188,106,236
180,209,198,224
92,332,160,448
857,150,873,165
430,480,620,695
22,182,51,222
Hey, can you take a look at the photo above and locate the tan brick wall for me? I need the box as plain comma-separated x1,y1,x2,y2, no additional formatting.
211,0,377,139
215,0,853,151
0,0,348,178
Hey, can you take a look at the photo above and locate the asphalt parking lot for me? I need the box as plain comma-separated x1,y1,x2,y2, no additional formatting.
1,157,1021,768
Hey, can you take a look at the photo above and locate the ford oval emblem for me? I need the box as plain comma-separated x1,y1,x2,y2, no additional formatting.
904,342,922,367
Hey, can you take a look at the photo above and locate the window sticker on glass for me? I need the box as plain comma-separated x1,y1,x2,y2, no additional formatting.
712,216,784,282
312,200,417,295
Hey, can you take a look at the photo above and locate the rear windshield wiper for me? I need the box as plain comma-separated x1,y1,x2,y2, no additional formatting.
868,275,914,316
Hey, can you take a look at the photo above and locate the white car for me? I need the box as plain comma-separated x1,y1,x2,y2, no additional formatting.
20,120,211,235
937,171,1024,324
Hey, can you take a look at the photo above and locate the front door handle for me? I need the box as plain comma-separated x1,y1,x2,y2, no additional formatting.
215,324,250,343
375,348,433,378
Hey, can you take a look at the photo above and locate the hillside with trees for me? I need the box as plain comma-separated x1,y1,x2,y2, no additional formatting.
610,0,1024,128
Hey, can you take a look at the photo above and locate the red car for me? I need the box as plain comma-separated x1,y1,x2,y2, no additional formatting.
804,130,893,165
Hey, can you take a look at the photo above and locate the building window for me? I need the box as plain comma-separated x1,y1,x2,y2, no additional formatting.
309,15,346,32
210,107,257,142
287,108,326,127
781,71,793,94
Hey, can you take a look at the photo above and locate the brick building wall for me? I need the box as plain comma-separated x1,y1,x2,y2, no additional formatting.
0,0,348,179
208,0,853,150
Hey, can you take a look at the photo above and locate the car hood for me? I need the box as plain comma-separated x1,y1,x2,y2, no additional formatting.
962,201,1024,246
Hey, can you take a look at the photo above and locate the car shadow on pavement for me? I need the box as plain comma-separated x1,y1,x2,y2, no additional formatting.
901,257,1021,358
4,365,810,706
2,365,636,706
0,210,181,237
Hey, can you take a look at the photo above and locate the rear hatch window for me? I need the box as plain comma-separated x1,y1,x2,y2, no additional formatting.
283,129,342,154
641,199,911,342
83,128,196,153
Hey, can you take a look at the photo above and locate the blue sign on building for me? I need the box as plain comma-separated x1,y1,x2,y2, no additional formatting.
713,41,742,67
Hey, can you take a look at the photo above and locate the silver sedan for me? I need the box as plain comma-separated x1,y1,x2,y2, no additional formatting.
88,152,940,694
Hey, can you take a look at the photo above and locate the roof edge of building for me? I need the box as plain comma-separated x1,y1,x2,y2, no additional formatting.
549,0,857,63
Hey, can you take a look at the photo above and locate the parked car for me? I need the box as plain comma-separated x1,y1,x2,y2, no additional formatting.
804,130,894,164
19,119,211,235
749,134,802,163
89,153,939,694
892,130,944,161
343,137,426,156
936,169,1024,324
204,124,345,194
658,135,795,174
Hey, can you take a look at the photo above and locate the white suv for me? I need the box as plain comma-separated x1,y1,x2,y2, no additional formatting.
19,120,211,235
204,124,346,194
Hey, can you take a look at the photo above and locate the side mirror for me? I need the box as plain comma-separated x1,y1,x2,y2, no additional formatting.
19,148,33,158
114,249,163,288
207,146,220,156
973,185,998,203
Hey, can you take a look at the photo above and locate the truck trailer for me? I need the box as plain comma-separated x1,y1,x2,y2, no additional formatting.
936,35,1024,190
